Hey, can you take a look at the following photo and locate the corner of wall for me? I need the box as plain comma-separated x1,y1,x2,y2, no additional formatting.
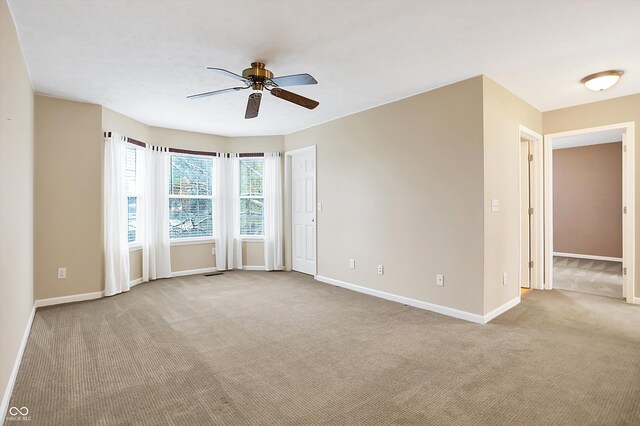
481,76,542,315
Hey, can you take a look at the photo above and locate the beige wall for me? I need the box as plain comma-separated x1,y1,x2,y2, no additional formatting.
285,77,486,315
171,243,215,273
34,96,103,299
243,241,265,267
150,126,228,151
543,93,640,297
553,142,622,258
0,0,34,409
102,107,151,143
482,76,542,313
229,136,284,153
129,248,143,281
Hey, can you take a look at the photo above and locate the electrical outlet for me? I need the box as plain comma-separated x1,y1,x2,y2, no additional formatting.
436,274,444,286
349,258,355,269
377,264,384,275
57,267,67,279
503,272,507,286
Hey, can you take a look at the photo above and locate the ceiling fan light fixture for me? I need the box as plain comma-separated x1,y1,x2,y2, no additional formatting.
188,62,319,119
581,70,624,91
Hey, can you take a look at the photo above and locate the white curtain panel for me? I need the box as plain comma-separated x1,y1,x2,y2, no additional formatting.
103,133,131,296
225,154,243,270
214,153,228,270
263,152,284,271
141,146,172,281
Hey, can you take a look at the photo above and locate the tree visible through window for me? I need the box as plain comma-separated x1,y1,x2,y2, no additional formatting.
169,155,213,239
240,158,264,236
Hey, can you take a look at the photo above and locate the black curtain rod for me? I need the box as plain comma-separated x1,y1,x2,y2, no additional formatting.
169,147,217,157
105,131,145,148
105,132,278,158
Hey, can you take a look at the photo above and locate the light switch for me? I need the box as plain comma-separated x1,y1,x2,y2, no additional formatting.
491,199,500,212
317,202,322,211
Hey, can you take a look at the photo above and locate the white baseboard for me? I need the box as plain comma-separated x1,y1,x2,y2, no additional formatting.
34,291,104,308
483,296,521,323
315,275,489,324
130,278,143,287
634,297,640,305
1,306,36,424
553,252,623,262
171,267,217,277
242,266,266,271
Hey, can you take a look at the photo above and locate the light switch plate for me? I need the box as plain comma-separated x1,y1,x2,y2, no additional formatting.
436,274,444,286
491,199,500,212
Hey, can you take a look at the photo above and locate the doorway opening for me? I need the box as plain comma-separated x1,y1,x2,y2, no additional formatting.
544,123,635,303
284,145,317,276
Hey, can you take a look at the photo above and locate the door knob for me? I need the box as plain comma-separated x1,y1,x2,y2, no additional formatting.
312,218,315,223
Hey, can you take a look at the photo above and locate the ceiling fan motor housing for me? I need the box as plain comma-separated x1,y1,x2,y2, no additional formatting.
243,62,273,91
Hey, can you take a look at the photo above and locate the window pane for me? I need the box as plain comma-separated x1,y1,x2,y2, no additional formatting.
240,198,263,236
169,198,212,239
240,159,263,196
128,196,137,243
170,155,213,196
126,147,137,195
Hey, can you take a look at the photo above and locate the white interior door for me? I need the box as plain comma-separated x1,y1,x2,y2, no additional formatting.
291,149,316,275
521,139,532,288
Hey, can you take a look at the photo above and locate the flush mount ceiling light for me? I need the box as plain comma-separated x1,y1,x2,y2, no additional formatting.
581,70,624,91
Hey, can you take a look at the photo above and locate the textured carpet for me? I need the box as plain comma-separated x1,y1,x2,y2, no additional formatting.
6,271,640,425
553,255,623,299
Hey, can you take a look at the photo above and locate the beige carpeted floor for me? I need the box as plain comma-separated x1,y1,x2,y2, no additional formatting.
6,271,640,425
553,256,623,299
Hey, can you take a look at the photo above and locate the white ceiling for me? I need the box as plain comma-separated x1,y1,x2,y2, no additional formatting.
8,0,640,137
553,128,623,149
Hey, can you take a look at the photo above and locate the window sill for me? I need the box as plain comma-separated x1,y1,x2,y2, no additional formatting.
170,238,215,246
241,237,264,242
129,244,143,251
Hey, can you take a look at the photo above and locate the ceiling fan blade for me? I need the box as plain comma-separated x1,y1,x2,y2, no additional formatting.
270,88,319,110
207,67,250,83
245,92,262,119
187,86,249,99
269,73,318,87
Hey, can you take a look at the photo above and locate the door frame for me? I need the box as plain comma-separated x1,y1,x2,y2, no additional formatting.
519,125,544,290
544,122,635,303
284,145,317,276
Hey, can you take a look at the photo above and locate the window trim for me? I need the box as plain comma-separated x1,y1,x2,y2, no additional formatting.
170,237,215,246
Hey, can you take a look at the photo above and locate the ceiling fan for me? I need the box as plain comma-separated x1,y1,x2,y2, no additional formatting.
187,62,319,119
